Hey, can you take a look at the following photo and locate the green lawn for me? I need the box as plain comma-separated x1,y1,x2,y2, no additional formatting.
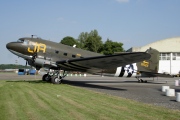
0,80,180,120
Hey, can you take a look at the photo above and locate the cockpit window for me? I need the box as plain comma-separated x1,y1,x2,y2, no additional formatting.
17,39,29,45
17,39,24,43
23,40,29,45
29,41,36,45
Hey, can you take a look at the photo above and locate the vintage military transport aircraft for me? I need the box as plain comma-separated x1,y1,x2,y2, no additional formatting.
6,36,171,84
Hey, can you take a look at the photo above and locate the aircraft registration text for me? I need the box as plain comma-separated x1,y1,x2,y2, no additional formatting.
28,42,46,53
141,60,149,67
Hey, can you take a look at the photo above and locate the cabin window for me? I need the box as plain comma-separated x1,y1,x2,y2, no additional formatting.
55,50,59,54
64,53,67,56
72,55,76,58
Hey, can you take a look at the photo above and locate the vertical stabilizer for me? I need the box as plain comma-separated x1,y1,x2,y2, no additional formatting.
137,48,159,73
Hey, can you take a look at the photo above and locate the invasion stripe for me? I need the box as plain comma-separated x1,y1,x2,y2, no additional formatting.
127,73,132,77
119,67,125,77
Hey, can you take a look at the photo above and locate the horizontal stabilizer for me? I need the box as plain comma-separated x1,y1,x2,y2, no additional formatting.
139,71,173,78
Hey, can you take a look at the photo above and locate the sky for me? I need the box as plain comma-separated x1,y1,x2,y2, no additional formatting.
0,0,180,65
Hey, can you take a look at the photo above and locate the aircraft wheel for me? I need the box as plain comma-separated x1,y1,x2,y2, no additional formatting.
140,79,144,83
51,76,62,84
145,80,147,83
42,74,51,81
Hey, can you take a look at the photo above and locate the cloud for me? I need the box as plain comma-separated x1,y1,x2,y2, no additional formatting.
116,0,129,3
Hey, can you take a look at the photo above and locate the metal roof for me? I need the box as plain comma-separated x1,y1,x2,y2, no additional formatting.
127,37,180,52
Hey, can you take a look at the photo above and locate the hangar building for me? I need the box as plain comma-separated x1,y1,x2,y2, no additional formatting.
127,37,180,75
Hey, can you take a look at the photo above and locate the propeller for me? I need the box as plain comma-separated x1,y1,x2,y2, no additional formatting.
31,48,41,70
26,60,28,66
31,49,38,63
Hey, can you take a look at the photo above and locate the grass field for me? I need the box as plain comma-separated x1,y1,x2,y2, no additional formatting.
0,80,180,120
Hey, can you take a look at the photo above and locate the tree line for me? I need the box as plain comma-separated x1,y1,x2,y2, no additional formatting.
60,29,124,55
0,64,30,69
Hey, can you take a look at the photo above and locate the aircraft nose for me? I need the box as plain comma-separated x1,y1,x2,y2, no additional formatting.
6,42,19,51
6,41,29,55
6,42,13,50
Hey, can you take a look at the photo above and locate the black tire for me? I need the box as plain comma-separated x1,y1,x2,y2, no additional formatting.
51,76,61,84
42,74,51,81
140,79,144,83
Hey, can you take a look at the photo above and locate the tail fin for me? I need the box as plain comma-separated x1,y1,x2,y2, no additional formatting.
136,48,159,73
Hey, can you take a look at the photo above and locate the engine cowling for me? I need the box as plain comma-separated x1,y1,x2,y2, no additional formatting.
28,57,57,70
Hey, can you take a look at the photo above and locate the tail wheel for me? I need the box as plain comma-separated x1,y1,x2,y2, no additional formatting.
51,76,62,84
140,79,144,83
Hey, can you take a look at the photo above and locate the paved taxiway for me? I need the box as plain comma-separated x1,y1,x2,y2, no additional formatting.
63,76,180,110
1,73,180,110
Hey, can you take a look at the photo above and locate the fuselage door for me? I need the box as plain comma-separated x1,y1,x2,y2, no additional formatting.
44,46,52,61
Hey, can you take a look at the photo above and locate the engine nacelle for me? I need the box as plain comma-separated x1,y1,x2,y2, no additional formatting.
28,58,57,69
114,63,137,77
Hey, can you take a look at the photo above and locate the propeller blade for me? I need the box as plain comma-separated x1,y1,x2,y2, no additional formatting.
32,49,38,63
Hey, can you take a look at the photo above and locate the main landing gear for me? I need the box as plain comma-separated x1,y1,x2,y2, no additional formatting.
136,77,147,83
42,70,67,84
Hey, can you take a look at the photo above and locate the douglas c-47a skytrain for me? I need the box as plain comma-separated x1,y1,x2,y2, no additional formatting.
6,37,172,84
